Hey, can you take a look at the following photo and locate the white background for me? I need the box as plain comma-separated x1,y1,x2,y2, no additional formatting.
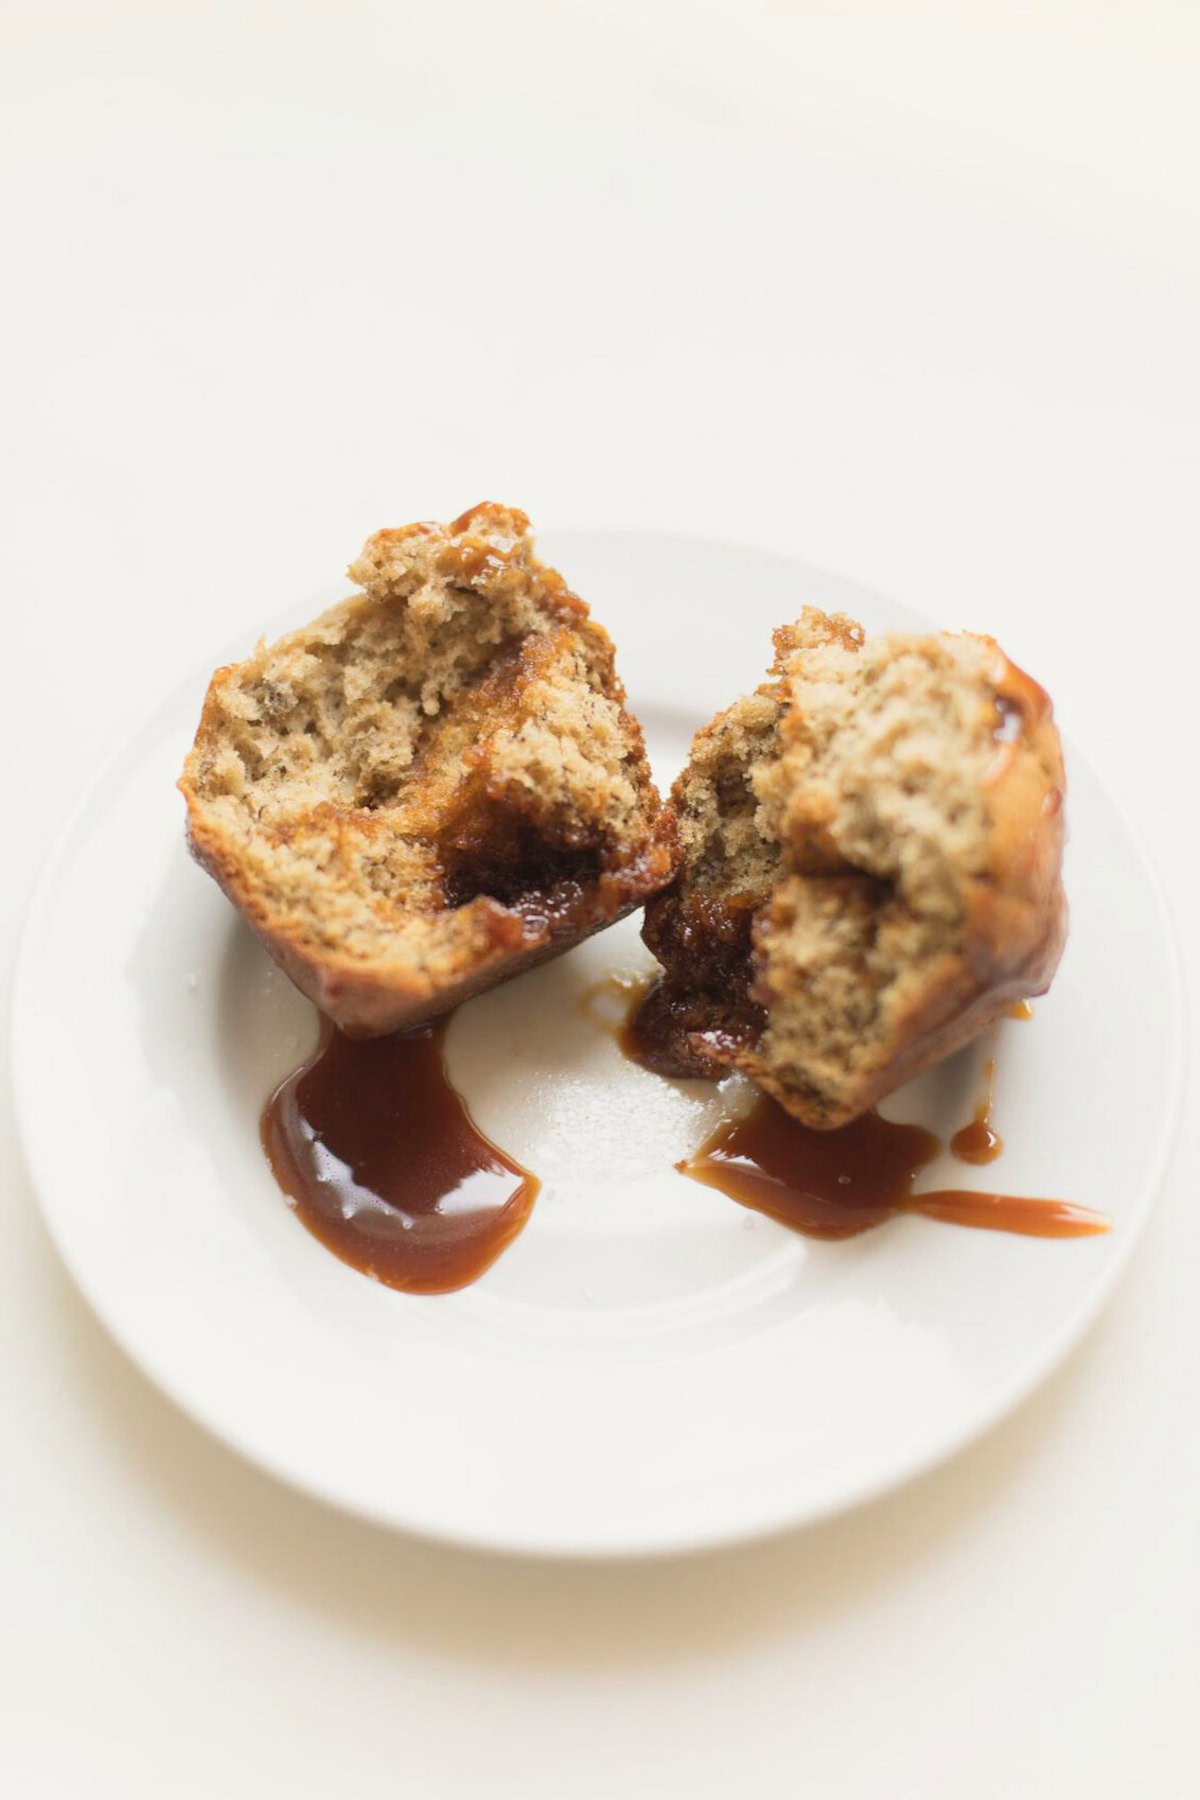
3,3,1197,1795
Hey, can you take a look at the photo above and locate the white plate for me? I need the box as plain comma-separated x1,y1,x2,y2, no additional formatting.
12,532,1185,1558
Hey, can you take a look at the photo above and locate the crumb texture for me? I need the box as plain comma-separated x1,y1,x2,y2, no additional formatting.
641,607,1066,1125
180,503,671,1032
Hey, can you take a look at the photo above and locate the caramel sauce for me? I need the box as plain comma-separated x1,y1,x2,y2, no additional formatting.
617,969,761,1080
262,1022,539,1293
616,978,1106,1242
261,967,1093,1294
682,1103,940,1238
617,973,695,1074
681,1097,1109,1241
950,1110,1003,1166
950,1057,1004,1165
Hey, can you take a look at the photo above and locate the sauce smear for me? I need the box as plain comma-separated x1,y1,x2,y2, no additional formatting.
262,1022,539,1293
681,1096,1109,1241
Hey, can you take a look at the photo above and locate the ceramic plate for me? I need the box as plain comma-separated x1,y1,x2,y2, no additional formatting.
11,532,1184,1557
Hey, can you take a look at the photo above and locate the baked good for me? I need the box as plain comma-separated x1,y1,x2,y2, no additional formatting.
638,608,1066,1127
180,503,672,1035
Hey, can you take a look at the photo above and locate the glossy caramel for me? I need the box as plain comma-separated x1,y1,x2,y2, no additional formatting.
615,979,1105,1242
681,1101,941,1238
950,1058,1004,1165
262,1022,538,1293
681,1096,1108,1241
619,969,762,1080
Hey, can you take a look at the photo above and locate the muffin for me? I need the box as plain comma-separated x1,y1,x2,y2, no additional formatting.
638,608,1067,1127
181,503,672,1034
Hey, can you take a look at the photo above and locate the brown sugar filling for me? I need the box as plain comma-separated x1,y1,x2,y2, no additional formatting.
634,890,767,1077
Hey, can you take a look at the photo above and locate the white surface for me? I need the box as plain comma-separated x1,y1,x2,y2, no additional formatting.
15,533,1181,1558
3,0,1198,1790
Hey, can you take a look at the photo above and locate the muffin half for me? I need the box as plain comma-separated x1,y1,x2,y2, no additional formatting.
638,608,1066,1127
181,503,672,1034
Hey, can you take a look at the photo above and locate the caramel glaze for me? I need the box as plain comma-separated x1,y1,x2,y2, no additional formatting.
681,1097,1109,1241
950,1057,1004,1165
618,977,1106,1242
262,1021,538,1293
